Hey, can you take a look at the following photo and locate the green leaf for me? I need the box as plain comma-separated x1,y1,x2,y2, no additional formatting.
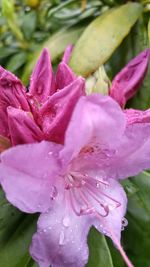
21,11,37,41
0,189,38,267
21,25,84,84
86,227,114,267
121,179,139,197
123,172,150,267
6,52,27,73
69,3,142,77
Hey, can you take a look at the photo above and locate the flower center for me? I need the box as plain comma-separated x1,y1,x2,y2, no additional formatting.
65,171,121,217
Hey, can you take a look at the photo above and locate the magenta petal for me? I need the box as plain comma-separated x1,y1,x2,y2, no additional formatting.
40,77,85,144
30,202,91,267
0,66,30,138
62,44,73,64
60,94,126,162
55,62,76,90
0,141,62,213
29,48,55,103
109,49,150,107
124,108,150,124
7,107,43,145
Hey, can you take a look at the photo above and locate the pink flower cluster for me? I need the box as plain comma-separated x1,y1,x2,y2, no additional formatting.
0,46,149,267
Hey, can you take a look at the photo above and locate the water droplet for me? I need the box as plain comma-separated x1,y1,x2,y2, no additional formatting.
63,216,70,228
96,182,100,188
102,229,107,235
48,151,53,156
50,186,58,200
43,229,47,233
59,231,65,245
122,217,128,227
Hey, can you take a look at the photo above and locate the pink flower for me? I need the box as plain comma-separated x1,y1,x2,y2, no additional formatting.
1,94,150,267
0,46,85,149
109,48,150,108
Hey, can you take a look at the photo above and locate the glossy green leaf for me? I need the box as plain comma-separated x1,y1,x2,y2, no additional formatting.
123,172,150,267
0,189,38,267
69,3,142,77
86,227,114,267
22,26,84,84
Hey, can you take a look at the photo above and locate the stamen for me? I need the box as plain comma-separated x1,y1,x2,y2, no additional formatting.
65,172,121,218
65,171,133,267
85,182,121,210
78,189,109,217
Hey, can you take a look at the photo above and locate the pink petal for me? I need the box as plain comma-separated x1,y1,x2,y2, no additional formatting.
29,48,55,103
124,108,150,124
109,49,150,107
7,107,43,145
30,201,92,267
0,66,30,138
40,77,85,144
55,62,76,90
0,141,62,213
62,44,73,64
93,178,127,241
109,122,150,179
60,94,126,162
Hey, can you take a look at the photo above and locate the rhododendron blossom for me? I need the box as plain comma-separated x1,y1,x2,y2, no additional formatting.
0,46,85,150
109,48,150,108
1,93,150,267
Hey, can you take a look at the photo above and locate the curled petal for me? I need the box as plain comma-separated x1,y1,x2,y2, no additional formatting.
7,107,43,145
30,201,91,267
29,48,55,103
0,66,30,137
124,108,150,124
0,141,62,213
40,77,85,144
62,44,73,64
55,62,76,90
109,49,150,107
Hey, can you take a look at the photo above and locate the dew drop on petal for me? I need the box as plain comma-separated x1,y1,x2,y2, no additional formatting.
59,231,65,245
63,216,70,228
96,182,100,188
122,217,128,227
50,186,58,200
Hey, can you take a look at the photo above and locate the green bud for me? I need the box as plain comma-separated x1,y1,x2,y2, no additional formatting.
85,65,111,95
